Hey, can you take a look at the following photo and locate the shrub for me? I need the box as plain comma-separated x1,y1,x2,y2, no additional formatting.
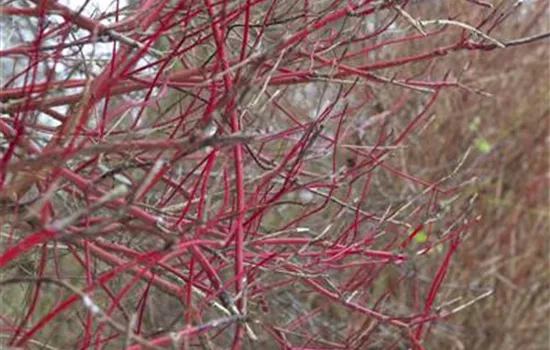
0,0,547,349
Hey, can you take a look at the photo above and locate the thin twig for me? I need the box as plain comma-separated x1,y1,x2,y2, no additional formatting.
419,19,506,48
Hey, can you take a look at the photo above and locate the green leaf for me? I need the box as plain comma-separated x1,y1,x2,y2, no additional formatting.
468,117,481,132
415,231,428,243
475,137,492,153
